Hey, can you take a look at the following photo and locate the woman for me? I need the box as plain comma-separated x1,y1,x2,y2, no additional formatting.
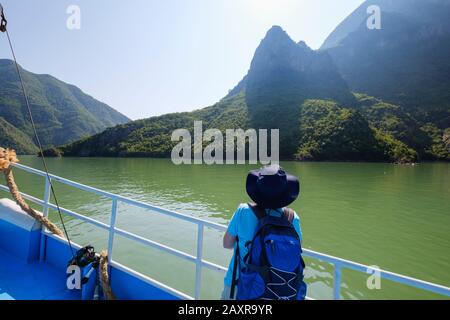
221,164,304,300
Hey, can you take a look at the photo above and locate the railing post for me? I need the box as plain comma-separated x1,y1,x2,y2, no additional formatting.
334,264,342,300
107,199,118,264
42,177,51,216
194,223,204,300
39,176,51,261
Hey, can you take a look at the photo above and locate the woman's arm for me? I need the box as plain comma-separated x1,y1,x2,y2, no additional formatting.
223,205,241,249
223,231,236,249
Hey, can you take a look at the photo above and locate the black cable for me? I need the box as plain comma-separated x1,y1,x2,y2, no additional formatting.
1,9,75,258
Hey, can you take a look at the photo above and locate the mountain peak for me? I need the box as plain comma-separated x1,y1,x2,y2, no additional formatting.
297,40,311,50
228,25,354,107
261,25,294,45
267,25,285,34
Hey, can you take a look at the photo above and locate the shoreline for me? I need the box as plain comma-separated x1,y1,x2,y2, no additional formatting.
26,153,450,165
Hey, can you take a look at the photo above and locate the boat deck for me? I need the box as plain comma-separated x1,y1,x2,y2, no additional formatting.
0,247,79,300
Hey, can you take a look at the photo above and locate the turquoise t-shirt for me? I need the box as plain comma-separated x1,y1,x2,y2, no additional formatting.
224,203,302,286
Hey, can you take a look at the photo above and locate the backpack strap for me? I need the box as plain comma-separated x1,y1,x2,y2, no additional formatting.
230,203,267,298
248,203,266,220
249,203,295,223
229,236,240,299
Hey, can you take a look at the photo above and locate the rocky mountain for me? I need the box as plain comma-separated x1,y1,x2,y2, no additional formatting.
0,59,130,153
232,26,356,157
323,0,450,124
56,27,420,163
322,0,450,50
49,1,450,162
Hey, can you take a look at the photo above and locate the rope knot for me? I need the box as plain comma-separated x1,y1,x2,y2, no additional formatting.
0,147,18,171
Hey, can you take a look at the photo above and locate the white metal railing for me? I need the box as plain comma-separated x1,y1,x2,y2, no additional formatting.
1,162,450,300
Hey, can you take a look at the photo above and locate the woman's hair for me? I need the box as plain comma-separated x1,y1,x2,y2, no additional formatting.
249,203,267,217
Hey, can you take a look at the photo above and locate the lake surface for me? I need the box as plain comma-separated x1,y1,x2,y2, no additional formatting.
2,156,449,299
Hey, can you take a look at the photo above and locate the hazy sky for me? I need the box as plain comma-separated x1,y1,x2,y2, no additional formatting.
0,0,365,120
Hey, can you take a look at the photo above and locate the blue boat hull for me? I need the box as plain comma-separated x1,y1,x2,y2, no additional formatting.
0,203,181,300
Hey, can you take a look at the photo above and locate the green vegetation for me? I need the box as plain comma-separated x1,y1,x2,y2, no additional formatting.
0,59,129,154
60,93,249,157
325,1,450,112
320,0,449,162
372,129,418,164
0,117,39,154
242,26,356,158
420,124,450,161
355,93,448,161
58,93,425,164
295,99,417,163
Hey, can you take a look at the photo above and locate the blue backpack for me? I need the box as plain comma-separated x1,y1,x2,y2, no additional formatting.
231,204,307,300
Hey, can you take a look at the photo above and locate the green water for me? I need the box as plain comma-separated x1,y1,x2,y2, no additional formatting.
3,156,449,299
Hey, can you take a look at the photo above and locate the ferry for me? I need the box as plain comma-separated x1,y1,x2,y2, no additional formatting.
1,162,449,300
0,1,449,301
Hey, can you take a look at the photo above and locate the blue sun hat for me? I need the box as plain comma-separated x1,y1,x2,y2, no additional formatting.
246,164,300,209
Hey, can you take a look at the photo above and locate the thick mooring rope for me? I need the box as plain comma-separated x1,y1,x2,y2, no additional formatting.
0,147,116,300
1,148,60,234
0,148,64,237
100,250,116,300
5,166,66,237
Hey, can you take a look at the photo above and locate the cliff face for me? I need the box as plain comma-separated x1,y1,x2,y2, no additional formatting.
232,26,355,157
323,0,450,116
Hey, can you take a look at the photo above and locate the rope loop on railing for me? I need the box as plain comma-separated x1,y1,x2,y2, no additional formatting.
100,250,116,300
0,148,65,237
